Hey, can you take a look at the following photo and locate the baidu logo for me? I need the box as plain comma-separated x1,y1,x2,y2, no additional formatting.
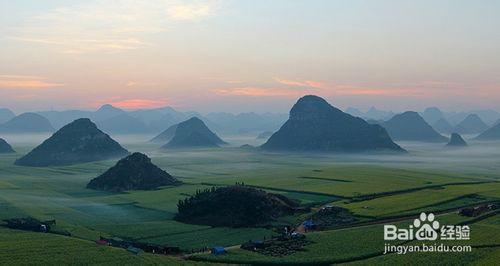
413,212,440,240
384,212,469,241
383,212,472,254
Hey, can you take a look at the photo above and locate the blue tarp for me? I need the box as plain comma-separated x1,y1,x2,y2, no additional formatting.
303,219,315,229
211,246,227,255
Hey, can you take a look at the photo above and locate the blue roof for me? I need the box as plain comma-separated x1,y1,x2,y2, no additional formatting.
304,220,315,226
212,246,226,251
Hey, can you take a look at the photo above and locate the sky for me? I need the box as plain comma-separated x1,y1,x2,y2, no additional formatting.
0,0,499,114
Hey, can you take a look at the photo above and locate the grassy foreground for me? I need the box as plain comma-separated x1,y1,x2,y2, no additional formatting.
0,139,499,264
0,227,209,265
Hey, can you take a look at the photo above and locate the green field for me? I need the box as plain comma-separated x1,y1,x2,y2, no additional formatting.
0,136,499,264
0,227,210,265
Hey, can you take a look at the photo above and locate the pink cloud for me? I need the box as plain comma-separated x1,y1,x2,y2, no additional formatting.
303,80,329,90
273,77,329,90
213,87,309,97
212,83,428,100
107,98,170,109
273,78,309,87
225,80,244,84
272,77,430,97
0,75,64,89
272,77,446,97
332,85,426,97
125,81,158,87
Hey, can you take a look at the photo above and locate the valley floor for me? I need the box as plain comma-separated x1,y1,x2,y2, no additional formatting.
0,134,499,265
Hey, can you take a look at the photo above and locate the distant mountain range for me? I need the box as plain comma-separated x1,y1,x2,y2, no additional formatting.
1,104,500,137
453,114,489,135
422,108,499,128
345,106,500,127
13,105,285,136
429,115,489,136
96,114,150,134
346,106,500,137
0,108,15,124
205,112,287,134
345,107,394,121
422,107,445,125
475,123,500,140
162,117,226,148
381,112,448,142
432,118,454,134
150,124,178,143
0,113,54,133
36,105,186,133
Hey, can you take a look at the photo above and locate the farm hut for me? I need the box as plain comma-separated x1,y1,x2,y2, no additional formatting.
303,219,316,231
241,240,266,251
211,246,227,255
459,204,496,217
291,232,305,239
108,237,131,248
253,240,265,249
165,246,181,254
3,217,55,233
96,239,108,245
127,246,143,255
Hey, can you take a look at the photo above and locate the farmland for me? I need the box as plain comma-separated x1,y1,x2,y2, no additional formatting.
0,135,499,264
0,227,206,265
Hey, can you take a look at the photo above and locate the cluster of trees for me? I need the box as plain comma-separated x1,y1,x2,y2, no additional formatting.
177,186,218,214
176,183,295,227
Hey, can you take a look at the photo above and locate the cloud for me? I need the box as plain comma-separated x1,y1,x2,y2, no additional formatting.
11,37,151,54
0,75,64,89
213,79,432,100
125,81,158,87
305,80,330,90
107,98,170,109
321,84,424,97
213,87,309,97
273,78,431,97
274,78,329,90
273,78,308,87
167,3,216,21
225,80,244,84
8,0,219,54
7,37,64,45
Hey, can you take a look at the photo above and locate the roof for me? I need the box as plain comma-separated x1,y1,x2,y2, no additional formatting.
211,246,226,254
127,246,142,254
303,219,315,226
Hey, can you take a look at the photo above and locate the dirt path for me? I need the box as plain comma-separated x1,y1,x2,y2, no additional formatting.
296,201,499,234
186,202,497,259
184,244,241,258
